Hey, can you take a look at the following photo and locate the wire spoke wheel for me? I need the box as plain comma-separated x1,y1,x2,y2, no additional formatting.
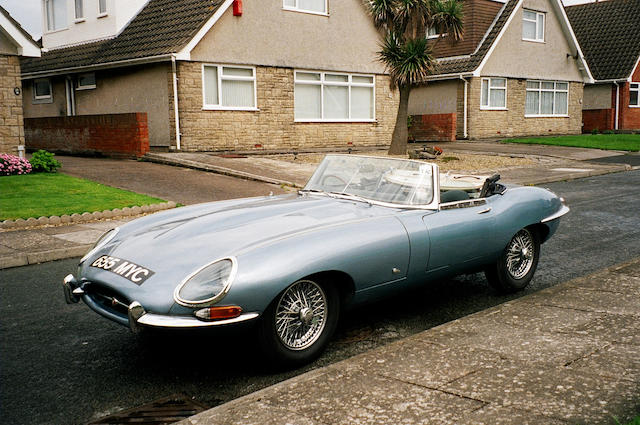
274,280,327,351
505,229,535,280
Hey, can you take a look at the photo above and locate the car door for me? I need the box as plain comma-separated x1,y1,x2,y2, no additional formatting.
422,200,496,276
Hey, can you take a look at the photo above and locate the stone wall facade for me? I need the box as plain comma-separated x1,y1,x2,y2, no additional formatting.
0,55,24,155
466,77,583,139
25,113,150,158
173,63,399,151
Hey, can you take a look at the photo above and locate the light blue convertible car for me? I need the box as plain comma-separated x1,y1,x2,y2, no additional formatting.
63,154,568,365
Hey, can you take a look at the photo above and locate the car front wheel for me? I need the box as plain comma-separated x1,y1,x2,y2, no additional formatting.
485,227,540,293
258,278,339,367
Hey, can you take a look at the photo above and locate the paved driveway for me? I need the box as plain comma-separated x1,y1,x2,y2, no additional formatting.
56,155,289,205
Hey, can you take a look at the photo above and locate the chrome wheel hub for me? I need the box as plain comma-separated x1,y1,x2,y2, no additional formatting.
506,229,535,280
275,280,327,351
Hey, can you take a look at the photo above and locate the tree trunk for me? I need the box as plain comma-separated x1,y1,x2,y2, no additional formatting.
388,85,411,155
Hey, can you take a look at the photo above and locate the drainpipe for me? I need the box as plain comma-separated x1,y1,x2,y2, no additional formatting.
460,75,469,139
171,55,182,150
614,82,620,131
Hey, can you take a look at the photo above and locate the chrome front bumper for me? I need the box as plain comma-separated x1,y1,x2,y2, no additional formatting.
62,274,259,332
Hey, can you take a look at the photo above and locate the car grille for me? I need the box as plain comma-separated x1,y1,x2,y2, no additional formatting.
86,283,131,317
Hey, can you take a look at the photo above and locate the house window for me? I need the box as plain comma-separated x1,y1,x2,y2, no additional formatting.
523,9,544,42
480,78,507,109
525,81,569,116
45,0,67,32
75,0,83,20
294,71,375,121
630,83,639,107
76,73,96,90
33,79,52,101
202,65,257,110
283,0,327,15
99,0,107,15
427,26,445,39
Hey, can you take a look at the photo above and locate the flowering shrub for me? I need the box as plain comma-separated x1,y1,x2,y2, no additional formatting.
29,149,61,173
0,154,32,176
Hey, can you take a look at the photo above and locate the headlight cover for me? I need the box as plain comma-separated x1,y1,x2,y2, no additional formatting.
174,257,237,307
80,227,119,264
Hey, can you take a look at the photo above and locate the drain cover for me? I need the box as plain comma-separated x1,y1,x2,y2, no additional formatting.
88,395,208,425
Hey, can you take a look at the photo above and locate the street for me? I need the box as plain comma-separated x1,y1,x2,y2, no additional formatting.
2,169,640,425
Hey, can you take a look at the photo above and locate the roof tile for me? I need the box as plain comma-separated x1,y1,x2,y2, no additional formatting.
566,0,640,81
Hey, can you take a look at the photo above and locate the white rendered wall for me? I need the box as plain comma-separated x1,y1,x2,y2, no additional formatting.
42,0,147,49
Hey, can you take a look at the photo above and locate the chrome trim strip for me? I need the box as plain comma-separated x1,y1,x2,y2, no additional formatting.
541,205,570,223
137,312,259,328
173,256,238,308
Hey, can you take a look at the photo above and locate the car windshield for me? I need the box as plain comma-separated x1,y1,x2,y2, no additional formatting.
303,155,435,207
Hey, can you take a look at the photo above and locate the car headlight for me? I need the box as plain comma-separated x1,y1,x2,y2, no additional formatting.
174,257,237,307
80,227,119,264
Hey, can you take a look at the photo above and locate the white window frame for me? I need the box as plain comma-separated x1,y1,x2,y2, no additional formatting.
294,70,376,122
427,26,446,39
201,64,258,111
98,0,108,17
630,82,640,108
480,78,507,110
74,0,84,21
44,0,67,33
282,0,328,16
522,9,545,43
33,78,53,102
525,80,569,117
76,73,96,90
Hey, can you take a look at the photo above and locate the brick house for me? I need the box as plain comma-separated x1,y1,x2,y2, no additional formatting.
407,0,593,142
566,0,640,133
20,0,398,153
0,6,40,155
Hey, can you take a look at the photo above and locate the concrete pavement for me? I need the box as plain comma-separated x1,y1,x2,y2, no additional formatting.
179,258,640,425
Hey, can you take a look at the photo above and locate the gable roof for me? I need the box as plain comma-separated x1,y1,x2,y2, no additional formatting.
566,0,640,81
427,0,518,77
21,0,228,77
426,0,591,81
0,5,41,57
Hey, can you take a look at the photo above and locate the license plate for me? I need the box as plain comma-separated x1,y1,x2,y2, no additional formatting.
90,255,155,285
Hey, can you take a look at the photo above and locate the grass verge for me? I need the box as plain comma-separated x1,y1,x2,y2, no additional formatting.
0,173,166,220
502,134,640,151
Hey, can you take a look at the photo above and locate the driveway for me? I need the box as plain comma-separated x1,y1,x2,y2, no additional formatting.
56,155,289,205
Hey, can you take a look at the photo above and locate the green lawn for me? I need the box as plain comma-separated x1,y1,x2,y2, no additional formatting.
0,173,166,220
502,134,640,151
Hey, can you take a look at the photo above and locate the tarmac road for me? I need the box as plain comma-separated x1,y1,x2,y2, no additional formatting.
1,169,639,425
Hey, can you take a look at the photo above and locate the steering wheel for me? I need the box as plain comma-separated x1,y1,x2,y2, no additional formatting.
321,174,347,188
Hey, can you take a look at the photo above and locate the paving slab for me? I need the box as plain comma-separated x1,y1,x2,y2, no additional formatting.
179,258,640,425
443,364,638,424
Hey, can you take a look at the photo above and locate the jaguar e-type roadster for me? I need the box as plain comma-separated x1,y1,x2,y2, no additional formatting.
63,154,568,365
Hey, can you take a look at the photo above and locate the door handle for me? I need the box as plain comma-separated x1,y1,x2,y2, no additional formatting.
478,207,492,214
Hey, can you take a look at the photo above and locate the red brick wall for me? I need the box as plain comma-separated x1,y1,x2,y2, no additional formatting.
409,113,457,141
619,63,640,130
582,109,615,133
24,113,149,158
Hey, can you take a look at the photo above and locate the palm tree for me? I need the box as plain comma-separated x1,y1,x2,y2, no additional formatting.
367,0,464,155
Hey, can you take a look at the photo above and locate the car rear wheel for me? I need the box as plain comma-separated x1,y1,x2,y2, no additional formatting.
485,227,540,293
258,278,339,367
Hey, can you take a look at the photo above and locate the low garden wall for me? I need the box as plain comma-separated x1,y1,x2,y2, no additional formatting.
24,113,150,158
409,113,457,142
582,109,615,133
